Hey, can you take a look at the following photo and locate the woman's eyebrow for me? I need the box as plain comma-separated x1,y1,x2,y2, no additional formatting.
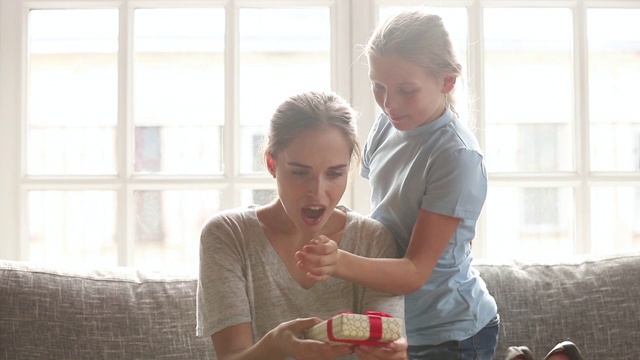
287,162,311,169
287,162,348,170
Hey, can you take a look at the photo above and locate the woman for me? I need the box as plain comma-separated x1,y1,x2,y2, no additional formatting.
196,91,408,359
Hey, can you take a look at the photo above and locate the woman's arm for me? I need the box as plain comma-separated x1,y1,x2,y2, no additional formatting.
296,209,460,295
211,319,355,360
211,322,266,359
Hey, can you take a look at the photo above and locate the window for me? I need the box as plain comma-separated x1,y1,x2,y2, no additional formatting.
1,0,639,269
0,0,344,271
478,3,639,260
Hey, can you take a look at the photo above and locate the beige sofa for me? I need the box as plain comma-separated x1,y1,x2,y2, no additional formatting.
1,252,639,359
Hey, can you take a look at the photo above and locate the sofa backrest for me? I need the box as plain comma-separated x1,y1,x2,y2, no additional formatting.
0,260,214,360
475,252,640,359
2,252,640,359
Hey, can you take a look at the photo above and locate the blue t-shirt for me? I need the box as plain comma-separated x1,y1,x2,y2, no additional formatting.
361,109,497,346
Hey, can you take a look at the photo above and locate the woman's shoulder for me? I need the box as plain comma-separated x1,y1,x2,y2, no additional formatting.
201,205,259,234
339,205,393,236
199,206,265,257
338,206,398,258
338,205,368,222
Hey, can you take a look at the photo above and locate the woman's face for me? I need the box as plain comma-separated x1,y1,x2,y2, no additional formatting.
270,126,351,235
368,53,454,131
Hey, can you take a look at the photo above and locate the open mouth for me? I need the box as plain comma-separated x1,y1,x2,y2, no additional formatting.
302,206,325,222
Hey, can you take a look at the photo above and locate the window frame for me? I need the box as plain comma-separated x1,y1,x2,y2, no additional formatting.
0,0,353,265
2,0,640,265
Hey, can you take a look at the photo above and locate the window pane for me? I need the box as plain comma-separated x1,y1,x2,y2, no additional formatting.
240,188,277,206
134,8,225,174
28,190,117,266
484,8,574,172
239,8,331,174
588,9,640,172
485,186,574,261
133,189,221,271
591,186,640,254
28,10,118,175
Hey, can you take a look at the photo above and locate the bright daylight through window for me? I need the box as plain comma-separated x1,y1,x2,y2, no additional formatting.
0,0,639,271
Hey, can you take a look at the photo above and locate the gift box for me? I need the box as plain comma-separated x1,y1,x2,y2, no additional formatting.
303,311,403,346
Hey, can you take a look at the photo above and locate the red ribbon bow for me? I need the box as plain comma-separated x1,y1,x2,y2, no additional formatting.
326,311,393,346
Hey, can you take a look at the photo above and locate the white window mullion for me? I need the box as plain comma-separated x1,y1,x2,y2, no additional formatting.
349,0,377,214
332,0,354,208
225,1,239,209
0,0,25,260
468,1,485,150
573,1,591,254
468,0,488,258
118,2,134,267
331,0,350,97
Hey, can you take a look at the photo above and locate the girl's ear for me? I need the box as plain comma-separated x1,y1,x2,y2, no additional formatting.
442,75,457,94
266,153,276,178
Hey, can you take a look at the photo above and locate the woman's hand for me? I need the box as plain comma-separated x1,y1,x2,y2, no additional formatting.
353,337,408,360
295,235,339,281
270,318,354,360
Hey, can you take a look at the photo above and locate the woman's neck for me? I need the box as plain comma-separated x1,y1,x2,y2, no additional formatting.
257,200,346,244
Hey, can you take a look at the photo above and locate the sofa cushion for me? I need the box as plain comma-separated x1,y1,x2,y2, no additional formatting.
0,260,214,360
475,252,640,359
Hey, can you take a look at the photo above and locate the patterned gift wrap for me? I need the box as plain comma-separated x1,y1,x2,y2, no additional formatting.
303,311,403,346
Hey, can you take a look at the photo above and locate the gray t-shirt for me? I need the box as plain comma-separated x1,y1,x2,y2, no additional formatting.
196,205,404,359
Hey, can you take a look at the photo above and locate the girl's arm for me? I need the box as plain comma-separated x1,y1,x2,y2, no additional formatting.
211,319,354,360
296,209,460,295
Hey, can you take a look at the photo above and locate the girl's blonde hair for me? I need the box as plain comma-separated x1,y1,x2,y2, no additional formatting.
365,10,463,118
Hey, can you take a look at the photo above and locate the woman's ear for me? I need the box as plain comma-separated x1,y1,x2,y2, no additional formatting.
442,75,457,94
266,153,276,178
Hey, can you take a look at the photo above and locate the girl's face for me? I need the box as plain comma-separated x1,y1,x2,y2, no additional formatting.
268,126,351,235
368,53,455,131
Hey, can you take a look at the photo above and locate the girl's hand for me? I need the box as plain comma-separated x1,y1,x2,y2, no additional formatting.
271,318,354,360
295,235,339,281
353,337,408,360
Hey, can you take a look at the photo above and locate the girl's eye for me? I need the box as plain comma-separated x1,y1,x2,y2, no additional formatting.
400,89,416,95
328,171,344,178
292,171,307,176
372,83,384,92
